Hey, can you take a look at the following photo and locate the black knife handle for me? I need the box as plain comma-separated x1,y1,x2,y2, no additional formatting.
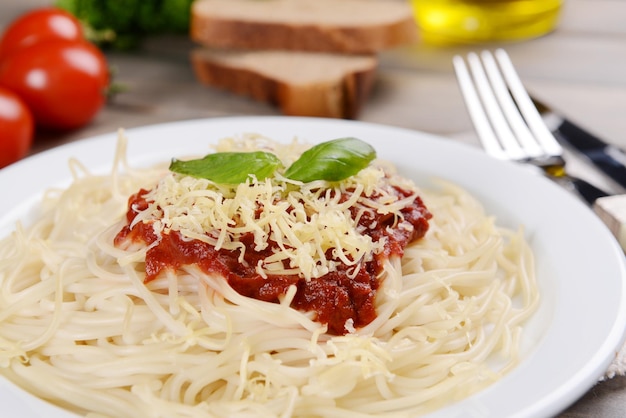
553,174,610,205
556,121,626,189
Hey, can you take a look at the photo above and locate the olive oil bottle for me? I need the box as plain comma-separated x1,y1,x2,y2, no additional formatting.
411,0,563,44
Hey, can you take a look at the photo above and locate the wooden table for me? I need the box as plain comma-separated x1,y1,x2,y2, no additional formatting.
2,0,626,416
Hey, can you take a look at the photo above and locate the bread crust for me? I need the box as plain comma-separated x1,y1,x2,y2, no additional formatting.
190,50,377,119
190,0,417,53
192,19,416,54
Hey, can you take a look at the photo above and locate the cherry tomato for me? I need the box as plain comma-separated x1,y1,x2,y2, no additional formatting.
0,39,109,131
0,7,84,62
0,86,34,169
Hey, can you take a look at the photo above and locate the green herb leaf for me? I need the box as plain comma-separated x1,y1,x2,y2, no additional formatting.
169,151,283,184
284,137,376,182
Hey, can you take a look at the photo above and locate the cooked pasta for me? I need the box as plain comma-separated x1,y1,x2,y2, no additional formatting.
0,131,539,417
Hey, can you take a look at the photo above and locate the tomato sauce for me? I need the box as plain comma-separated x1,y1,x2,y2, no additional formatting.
114,186,431,335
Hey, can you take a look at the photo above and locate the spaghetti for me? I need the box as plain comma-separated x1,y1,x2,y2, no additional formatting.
0,132,538,417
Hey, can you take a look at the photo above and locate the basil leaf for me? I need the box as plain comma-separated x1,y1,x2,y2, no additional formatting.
169,151,283,184
284,137,376,182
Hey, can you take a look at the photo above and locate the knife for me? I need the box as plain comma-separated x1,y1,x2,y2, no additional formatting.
532,96,626,190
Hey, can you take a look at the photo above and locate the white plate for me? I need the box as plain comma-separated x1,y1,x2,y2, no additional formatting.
1,116,625,418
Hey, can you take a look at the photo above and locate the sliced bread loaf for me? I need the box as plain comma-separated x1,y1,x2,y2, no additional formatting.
190,0,417,54
191,49,377,118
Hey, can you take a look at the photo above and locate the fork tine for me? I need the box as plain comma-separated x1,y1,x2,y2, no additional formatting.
493,49,563,157
452,55,507,160
480,50,544,158
454,53,528,160
466,52,528,160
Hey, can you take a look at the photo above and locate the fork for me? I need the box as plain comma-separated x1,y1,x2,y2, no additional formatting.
453,49,610,205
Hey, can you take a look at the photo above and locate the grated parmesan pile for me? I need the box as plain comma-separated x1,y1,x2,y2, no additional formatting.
130,135,420,280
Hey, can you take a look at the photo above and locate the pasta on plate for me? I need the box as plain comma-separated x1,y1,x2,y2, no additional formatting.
0,132,538,417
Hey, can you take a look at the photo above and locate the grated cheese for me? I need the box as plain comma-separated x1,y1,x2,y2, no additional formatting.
134,136,419,280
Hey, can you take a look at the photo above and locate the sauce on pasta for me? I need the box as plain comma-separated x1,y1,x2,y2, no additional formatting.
115,180,432,335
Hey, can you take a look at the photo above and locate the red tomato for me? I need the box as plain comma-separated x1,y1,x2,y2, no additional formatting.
0,7,84,62
0,86,34,168
0,39,109,131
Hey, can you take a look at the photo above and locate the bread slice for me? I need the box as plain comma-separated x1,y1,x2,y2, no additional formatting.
190,0,417,54
191,49,377,118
